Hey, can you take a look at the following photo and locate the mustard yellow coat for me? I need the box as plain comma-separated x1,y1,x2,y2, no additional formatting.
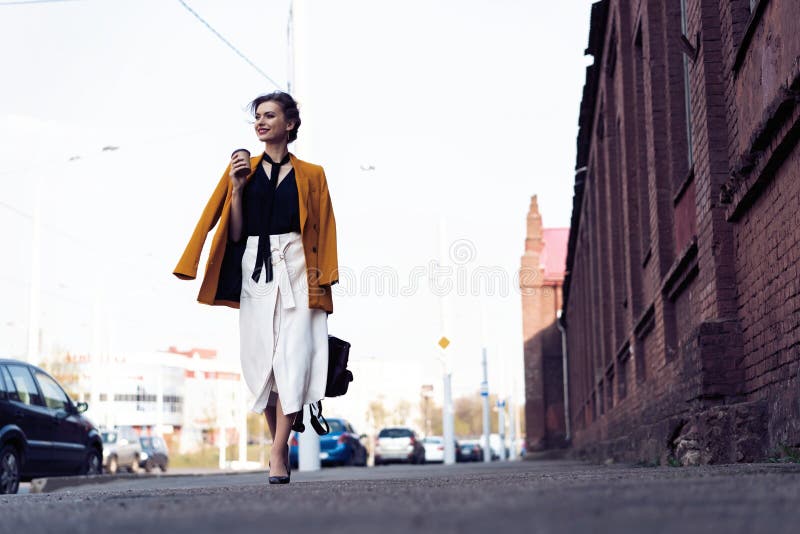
173,153,338,313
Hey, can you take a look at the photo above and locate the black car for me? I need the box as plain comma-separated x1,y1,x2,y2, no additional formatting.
0,359,103,494
457,439,484,462
138,436,169,473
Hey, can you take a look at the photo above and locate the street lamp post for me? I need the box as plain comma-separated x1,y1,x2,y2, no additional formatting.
442,367,455,464
290,0,321,472
481,347,491,462
26,169,42,364
437,217,455,465
497,399,507,461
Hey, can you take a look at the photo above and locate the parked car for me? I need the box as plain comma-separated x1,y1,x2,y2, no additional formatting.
422,436,445,463
138,436,169,473
289,418,368,468
374,427,425,465
101,427,142,474
480,434,508,461
457,439,484,462
0,358,103,494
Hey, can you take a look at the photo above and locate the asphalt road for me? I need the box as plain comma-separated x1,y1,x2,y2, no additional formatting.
2,460,800,534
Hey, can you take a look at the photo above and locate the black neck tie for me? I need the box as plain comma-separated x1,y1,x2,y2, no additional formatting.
251,152,291,283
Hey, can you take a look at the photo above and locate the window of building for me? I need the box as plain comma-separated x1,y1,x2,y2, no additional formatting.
634,27,652,259
606,27,617,78
598,380,605,416
606,372,615,411
618,349,629,401
680,0,695,169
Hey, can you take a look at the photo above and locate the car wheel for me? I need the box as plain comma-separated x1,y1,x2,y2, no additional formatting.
159,461,168,473
0,445,21,495
128,457,140,474
81,448,102,476
144,459,155,473
106,455,118,475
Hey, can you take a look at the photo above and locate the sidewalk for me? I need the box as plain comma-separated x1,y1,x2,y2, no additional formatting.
6,460,800,534
24,465,266,494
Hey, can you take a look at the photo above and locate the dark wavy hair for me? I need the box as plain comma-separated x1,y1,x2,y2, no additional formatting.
248,91,301,143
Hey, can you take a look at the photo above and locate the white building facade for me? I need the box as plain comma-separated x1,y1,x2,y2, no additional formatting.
51,347,248,454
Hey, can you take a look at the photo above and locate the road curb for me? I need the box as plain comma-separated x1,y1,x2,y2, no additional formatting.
29,469,266,494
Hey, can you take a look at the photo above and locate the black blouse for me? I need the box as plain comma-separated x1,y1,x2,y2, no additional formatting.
242,157,301,236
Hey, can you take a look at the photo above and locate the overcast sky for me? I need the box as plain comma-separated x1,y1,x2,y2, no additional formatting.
0,0,595,407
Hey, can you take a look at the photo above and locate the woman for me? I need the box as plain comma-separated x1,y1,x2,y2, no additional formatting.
173,91,339,485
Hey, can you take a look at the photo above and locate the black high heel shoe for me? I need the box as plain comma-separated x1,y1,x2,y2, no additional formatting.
268,459,291,485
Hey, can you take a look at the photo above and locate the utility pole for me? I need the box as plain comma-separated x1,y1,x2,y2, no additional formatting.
480,307,492,462
481,346,491,463
26,172,42,363
442,367,455,464
438,217,455,465
218,389,227,470
497,398,507,461
508,396,517,460
290,0,321,472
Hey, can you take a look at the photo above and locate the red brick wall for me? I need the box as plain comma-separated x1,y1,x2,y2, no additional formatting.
726,0,800,447
562,0,800,464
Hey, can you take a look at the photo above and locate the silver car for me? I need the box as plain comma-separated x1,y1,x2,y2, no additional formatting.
374,427,425,465
101,427,142,474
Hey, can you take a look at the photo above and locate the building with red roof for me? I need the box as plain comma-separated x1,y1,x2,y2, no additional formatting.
520,196,569,452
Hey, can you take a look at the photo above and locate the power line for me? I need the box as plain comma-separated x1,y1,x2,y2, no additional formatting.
0,0,79,5
0,200,32,219
176,0,284,90
0,199,165,275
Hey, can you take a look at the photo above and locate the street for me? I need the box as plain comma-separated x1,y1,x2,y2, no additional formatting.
2,459,800,534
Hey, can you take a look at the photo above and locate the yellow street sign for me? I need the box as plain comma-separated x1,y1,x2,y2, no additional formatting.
438,336,450,350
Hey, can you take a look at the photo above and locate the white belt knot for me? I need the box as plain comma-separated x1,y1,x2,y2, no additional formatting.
269,242,296,309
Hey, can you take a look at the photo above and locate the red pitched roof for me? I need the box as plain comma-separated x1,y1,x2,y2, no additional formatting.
541,228,570,280
166,346,218,359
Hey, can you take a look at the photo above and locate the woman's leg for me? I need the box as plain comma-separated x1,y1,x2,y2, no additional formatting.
263,404,276,440
268,396,295,476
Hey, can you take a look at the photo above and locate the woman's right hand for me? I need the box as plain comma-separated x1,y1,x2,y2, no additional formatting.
229,154,249,192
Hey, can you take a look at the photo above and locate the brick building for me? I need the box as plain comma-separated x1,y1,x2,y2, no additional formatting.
563,0,800,464
520,195,569,452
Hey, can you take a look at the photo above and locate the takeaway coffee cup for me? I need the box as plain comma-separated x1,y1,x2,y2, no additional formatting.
231,148,251,178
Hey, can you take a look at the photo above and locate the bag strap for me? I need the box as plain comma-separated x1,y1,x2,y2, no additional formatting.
309,401,330,435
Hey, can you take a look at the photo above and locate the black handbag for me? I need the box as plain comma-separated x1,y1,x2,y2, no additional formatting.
325,335,353,397
291,335,353,435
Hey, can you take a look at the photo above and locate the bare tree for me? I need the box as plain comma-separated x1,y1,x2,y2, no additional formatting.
454,392,499,437
366,398,389,431
417,395,443,436
392,399,412,426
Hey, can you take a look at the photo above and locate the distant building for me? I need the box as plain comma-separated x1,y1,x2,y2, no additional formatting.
49,347,247,454
520,195,569,452
563,0,800,463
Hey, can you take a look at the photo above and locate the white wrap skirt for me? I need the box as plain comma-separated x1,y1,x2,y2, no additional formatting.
239,232,328,414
